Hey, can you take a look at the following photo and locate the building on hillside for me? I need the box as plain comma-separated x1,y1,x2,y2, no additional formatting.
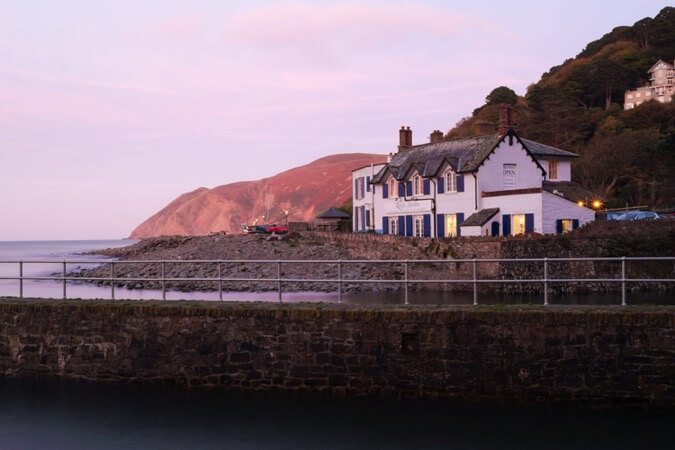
313,207,351,232
352,106,599,237
624,59,674,110
352,163,386,232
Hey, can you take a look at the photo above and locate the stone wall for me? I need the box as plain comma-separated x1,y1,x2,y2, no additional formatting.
1,301,673,407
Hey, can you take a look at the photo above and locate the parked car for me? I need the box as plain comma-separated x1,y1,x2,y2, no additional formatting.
616,211,661,221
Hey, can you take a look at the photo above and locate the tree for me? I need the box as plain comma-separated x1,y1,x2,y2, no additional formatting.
485,86,518,106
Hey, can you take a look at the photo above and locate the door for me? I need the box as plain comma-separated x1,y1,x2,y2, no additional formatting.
445,214,457,237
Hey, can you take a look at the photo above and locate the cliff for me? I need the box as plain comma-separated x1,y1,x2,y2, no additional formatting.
130,153,386,238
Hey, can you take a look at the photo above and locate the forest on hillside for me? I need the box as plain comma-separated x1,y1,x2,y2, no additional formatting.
447,7,674,209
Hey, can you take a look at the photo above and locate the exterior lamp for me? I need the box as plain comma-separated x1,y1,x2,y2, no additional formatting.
577,201,584,207
592,200,601,209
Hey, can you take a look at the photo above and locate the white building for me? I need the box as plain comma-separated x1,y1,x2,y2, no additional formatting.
352,163,386,232
624,59,674,110
353,107,598,237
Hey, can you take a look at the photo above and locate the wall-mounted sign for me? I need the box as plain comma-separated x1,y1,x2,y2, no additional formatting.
383,199,433,215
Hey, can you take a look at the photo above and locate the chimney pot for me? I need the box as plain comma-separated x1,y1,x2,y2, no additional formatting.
430,129,443,144
398,125,413,151
498,104,515,136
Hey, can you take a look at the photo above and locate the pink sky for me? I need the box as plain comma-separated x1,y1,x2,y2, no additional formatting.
0,1,668,239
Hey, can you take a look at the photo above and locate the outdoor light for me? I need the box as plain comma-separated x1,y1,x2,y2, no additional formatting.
577,201,584,207
592,200,601,209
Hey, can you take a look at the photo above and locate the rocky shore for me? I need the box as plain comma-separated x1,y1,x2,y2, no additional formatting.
71,220,675,294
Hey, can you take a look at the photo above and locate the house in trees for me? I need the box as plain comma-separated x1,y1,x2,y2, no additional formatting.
624,59,674,109
353,106,598,237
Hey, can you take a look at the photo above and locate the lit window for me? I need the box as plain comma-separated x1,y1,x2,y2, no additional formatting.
548,160,558,180
414,216,424,237
561,219,573,233
636,93,641,97
503,164,517,186
413,175,421,195
445,169,457,193
512,214,526,235
627,94,633,98
389,217,397,235
445,214,457,237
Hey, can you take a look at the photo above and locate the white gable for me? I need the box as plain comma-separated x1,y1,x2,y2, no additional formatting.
476,138,544,193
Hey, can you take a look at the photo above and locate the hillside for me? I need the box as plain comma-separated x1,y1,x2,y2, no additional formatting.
130,153,386,238
447,7,675,209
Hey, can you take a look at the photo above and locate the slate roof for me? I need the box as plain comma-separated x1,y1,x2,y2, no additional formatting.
461,208,500,227
316,207,351,219
521,139,578,158
371,134,503,183
542,181,603,203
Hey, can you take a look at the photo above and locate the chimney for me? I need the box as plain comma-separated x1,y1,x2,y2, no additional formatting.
398,126,413,152
497,104,515,136
429,130,443,143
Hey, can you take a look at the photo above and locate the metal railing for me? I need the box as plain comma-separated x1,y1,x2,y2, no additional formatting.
0,257,673,305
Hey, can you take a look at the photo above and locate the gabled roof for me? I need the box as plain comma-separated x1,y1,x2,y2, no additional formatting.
372,131,555,183
461,208,500,227
648,59,674,72
520,139,578,158
316,207,351,219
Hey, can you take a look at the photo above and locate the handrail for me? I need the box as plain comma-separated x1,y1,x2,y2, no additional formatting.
0,257,672,305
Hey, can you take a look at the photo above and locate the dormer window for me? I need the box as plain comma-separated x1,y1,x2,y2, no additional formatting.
445,169,457,193
413,174,421,195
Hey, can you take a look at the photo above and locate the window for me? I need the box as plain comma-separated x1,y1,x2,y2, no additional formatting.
389,217,398,235
414,216,424,237
561,219,573,233
548,160,558,180
445,214,458,237
646,91,651,96
413,175,421,195
445,169,457,193
389,178,397,198
503,164,517,186
627,94,633,99
512,214,526,235
636,93,641,97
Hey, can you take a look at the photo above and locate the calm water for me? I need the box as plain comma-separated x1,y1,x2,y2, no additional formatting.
0,240,671,305
0,378,672,450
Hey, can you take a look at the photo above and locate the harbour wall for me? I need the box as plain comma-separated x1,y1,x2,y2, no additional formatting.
1,301,673,406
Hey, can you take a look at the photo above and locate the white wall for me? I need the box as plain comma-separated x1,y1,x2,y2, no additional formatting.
541,191,595,234
352,164,384,232
482,192,543,234
477,139,545,198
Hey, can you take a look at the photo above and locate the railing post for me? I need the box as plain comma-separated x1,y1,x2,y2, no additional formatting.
277,260,282,303
472,257,478,306
621,256,626,306
543,257,548,306
161,261,166,301
404,260,409,305
19,261,23,299
218,262,223,301
111,262,115,300
62,261,67,300
337,260,342,304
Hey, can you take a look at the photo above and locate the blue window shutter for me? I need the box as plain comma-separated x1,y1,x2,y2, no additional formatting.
437,177,445,194
437,214,445,238
354,179,358,199
398,216,405,236
405,215,413,236
360,207,366,231
503,214,511,236
398,182,405,197
365,208,370,227
360,178,365,199
556,219,563,234
382,184,388,199
366,176,371,192
525,213,534,233
572,219,579,230
354,211,359,232
406,181,412,196
457,213,464,236
423,214,431,237
373,185,376,195
491,221,499,236
457,175,464,192
382,217,389,234
423,179,430,195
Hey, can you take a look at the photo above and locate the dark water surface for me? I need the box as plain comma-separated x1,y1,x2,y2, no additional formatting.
0,379,672,450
